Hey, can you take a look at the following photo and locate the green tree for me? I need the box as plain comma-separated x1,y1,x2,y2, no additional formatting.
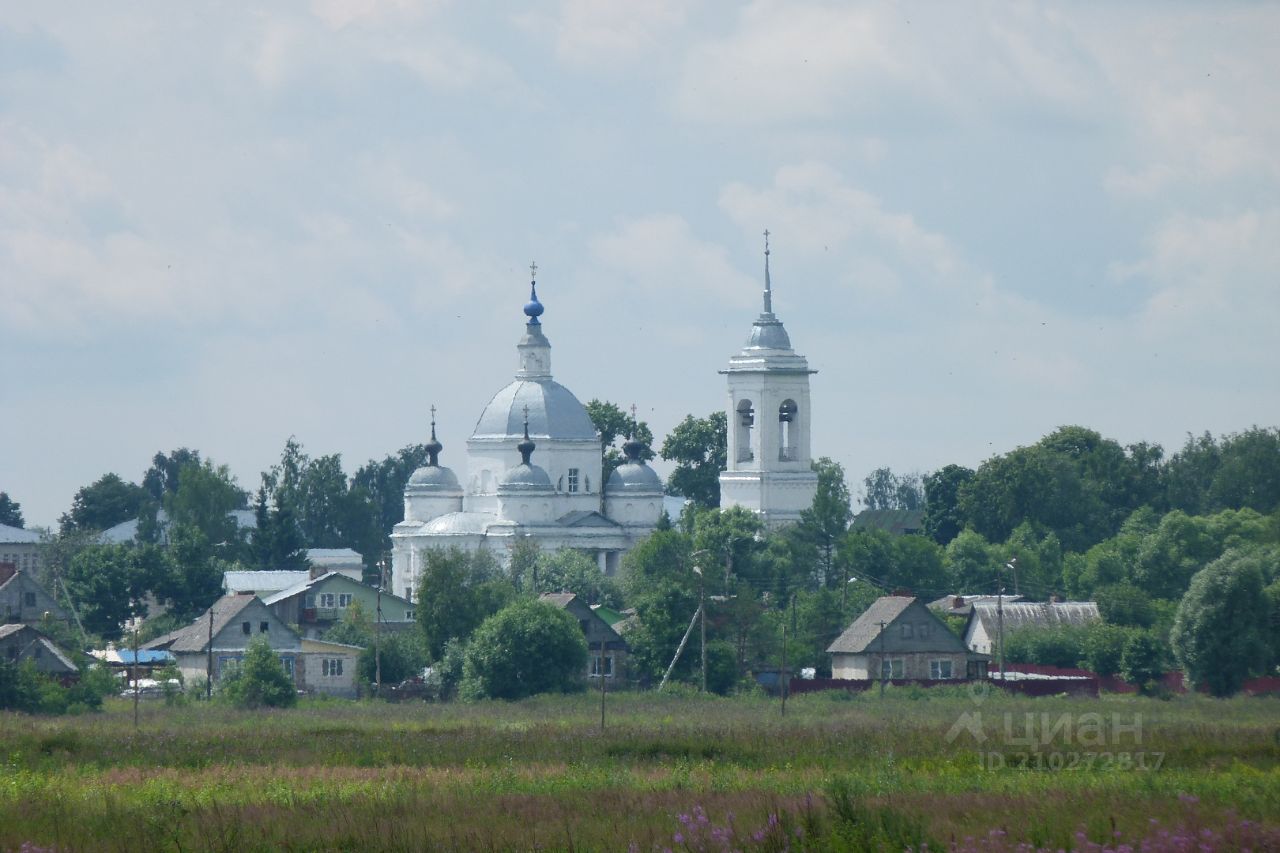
164,459,248,550
1081,623,1135,677
1121,631,1168,694
944,529,997,593
249,479,310,571
1164,427,1280,517
860,468,923,511
537,548,623,607
63,544,157,640
660,412,727,508
794,458,852,588
349,443,432,576
922,465,974,545
620,528,696,683
416,548,515,660
0,492,24,528
586,399,656,485
60,473,149,533
220,638,297,708
1130,508,1268,600
1002,625,1088,668
691,505,765,595
1171,546,1272,697
1095,583,1155,628
141,448,202,502
358,631,428,687
460,600,587,700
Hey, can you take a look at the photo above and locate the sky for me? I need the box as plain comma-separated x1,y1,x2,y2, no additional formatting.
3,1,1279,529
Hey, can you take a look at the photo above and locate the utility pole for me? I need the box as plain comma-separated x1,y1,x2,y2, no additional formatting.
206,605,214,701
131,621,140,730
878,620,887,698
780,610,788,717
375,556,385,698
697,562,706,693
998,559,1014,684
599,638,607,731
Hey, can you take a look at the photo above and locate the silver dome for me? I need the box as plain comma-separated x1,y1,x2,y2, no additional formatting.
499,463,553,490
406,465,462,490
421,511,497,536
472,378,598,441
745,315,793,350
607,462,663,493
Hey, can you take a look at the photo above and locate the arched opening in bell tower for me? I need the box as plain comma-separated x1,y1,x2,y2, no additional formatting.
736,399,755,463
778,399,798,462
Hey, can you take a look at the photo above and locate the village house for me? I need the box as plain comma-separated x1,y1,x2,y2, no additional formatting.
262,572,416,639
964,600,1100,655
539,592,629,682
827,596,989,681
0,623,78,680
0,565,68,628
142,593,361,697
0,523,43,577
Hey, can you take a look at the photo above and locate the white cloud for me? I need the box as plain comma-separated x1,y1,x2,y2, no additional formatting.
552,0,689,68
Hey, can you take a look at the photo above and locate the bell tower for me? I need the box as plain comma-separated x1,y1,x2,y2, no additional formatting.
718,232,819,527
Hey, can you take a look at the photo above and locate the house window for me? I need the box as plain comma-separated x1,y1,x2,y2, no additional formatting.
880,658,904,679
591,654,614,677
930,660,954,680
241,621,251,635
568,468,580,493
259,621,269,634
305,595,316,609
919,623,931,639
322,658,344,677
319,593,335,608
24,592,36,608
338,593,353,608
280,656,295,679
900,623,914,639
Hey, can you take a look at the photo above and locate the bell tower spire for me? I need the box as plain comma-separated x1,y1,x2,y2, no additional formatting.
763,229,773,315
516,263,552,379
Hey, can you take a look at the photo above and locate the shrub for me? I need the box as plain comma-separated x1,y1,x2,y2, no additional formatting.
1002,624,1088,668
219,638,297,709
1121,630,1167,694
1081,623,1134,677
460,600,587,700
358,631,428,688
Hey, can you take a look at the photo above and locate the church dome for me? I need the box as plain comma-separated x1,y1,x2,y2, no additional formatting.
607,461,662,493
421,511,497,536
406,465,461,490
471,379,598,441
499,462,553,490
745,316,793,350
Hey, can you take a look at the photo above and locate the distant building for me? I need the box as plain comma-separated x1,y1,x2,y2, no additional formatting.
262,572,415,639
0,523,42,576
964,601,1100,656
539,592,629,682
0,565,68,627
827,596,988,681
0,624,78,678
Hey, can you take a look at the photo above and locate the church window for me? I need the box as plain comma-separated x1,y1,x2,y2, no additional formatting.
568,468,580,493
584,475,590,492
778,400,798,461
736,400,755,462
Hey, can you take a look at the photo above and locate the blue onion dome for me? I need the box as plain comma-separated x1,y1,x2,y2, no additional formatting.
524,279,544,325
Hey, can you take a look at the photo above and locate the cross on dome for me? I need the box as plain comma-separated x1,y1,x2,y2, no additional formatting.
523,262,545,325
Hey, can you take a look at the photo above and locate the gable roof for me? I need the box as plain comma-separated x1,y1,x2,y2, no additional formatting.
0,523,41,544
0,624,78,672
260,572,413,609
539,592,579,608
928,593,1024,616
144,593,270,654
223,570,310,595
826,596,916,653
969,601,1100,636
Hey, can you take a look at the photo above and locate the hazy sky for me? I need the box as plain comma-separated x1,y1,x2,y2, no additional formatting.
3,2,1278,528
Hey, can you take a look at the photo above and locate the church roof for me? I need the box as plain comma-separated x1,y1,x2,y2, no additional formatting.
471,378,598,442
421,511,500,536
499,462,553,490
607,461,663,493
407,464,462,490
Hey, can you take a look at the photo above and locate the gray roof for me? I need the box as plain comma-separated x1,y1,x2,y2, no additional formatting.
421,511,499,536
223,570,309,594
471,379,598,442
261,572,413,609
557,510,620,528
745,313,792,350
970,601,1100,635
0,624,77,672
826,596,916,654
538,592,578,608
99,508,257,544
928,593,1024,616
306,548,362,565
0,523,41,544
406,465,462,490
607,461,663,493
144,593,266,654
500,462,553,490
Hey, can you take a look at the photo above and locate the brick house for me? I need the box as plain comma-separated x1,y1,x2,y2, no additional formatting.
828,596,989,681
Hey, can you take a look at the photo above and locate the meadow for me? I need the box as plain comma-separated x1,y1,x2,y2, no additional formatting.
1,688,1278,851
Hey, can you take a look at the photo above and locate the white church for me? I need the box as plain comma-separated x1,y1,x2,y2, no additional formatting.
390,239,818,602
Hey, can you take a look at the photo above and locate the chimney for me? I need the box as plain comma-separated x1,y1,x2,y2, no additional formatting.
952,596,964,609
0,562,16,585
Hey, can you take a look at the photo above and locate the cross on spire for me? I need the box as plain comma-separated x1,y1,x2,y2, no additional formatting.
762,228,773,314
529,261,537,280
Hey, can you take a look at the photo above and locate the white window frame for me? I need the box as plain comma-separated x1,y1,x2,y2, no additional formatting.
338,593,353,608
590,653,614,678
567,468,580,493
880,658,904,679
322,658,344,678
930,659,954,680
319,593,336,608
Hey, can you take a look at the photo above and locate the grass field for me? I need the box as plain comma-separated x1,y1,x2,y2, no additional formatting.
2,688,1278,851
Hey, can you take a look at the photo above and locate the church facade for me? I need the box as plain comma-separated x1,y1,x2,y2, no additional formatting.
389,277,664,603
390,240,819,603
